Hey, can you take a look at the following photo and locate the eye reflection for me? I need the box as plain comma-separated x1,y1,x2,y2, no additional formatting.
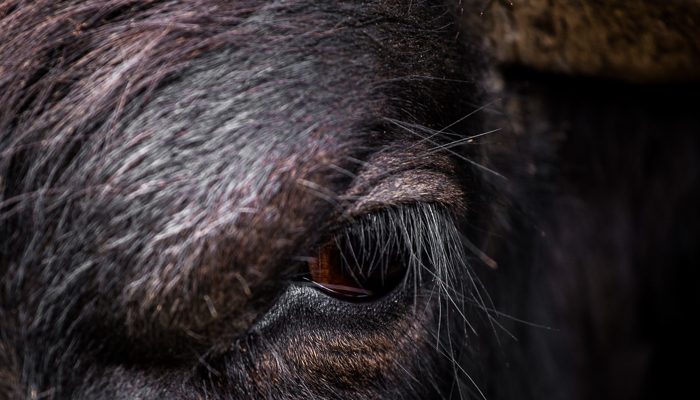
306,238,406,300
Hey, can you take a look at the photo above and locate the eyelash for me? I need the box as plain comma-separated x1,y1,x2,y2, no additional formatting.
305,222,407,301
300,203,466,303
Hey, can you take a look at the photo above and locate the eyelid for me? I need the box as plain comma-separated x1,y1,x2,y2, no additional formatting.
341,170,465,218
305,280,374,298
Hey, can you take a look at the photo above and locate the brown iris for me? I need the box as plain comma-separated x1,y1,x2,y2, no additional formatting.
306,239,406,300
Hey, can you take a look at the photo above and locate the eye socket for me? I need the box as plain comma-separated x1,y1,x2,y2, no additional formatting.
305,235,407,301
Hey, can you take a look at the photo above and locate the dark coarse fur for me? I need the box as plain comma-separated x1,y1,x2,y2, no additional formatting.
0,1,487,399
2,1,699,400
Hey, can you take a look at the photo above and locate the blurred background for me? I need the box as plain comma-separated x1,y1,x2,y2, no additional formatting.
459,2,700,399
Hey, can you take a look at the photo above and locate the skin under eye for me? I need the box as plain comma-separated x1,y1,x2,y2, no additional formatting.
306,236,407,300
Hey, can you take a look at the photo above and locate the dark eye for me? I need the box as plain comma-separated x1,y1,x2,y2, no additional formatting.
305,222,408,300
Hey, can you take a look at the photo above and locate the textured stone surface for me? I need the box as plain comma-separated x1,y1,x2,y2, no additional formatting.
461,0,700,82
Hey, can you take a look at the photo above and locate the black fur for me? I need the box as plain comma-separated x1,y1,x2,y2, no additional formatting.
1,1,698,399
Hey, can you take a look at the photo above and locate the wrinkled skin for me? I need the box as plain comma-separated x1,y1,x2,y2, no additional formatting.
1,1,698,400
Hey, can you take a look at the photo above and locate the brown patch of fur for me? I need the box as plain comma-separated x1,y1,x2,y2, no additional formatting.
464,0,700,82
